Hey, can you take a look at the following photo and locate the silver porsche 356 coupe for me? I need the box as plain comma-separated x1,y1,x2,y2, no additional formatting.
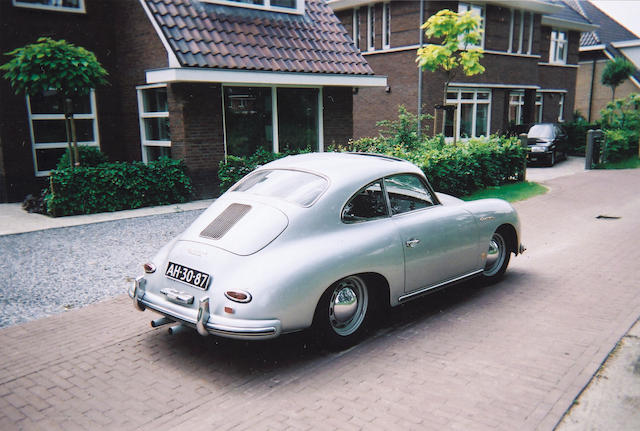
129,152,524,348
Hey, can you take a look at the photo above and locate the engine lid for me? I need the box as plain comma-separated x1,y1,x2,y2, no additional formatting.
181,200,289,256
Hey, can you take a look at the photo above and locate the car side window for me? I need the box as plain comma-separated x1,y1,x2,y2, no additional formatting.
384,174,435,215
342,180,388,223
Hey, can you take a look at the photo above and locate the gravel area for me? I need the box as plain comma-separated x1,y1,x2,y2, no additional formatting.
0,210,204,328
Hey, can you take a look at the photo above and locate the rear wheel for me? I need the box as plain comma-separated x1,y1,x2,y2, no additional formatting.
313,275,370,349
481,230,512,282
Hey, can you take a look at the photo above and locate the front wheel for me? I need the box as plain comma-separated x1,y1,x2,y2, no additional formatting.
481,231,512,282
313,275,370,350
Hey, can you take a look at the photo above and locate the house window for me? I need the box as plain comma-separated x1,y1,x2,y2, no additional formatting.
277,88,319,153
353,8,360,49
223,86,322,157
445,89,491,140
12,0,85,13
382,2,391,49
458,2,485,49
558,93,565,122
550,29,568,64
508,10,534,54
367,4,375,51
26,90,98,176
202,0,305,14
509,91,543,124
137,85,171,163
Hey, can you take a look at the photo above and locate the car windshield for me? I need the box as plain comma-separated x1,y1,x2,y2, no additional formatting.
231,169,328,207
528,124,554,139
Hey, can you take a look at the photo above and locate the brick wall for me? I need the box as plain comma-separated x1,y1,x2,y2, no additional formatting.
168,83,225,198
323,86,353,148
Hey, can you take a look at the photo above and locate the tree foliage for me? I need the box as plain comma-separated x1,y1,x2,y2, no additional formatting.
0,37,108,97
601,56,635,101
416,9,485,99
1,37,109,168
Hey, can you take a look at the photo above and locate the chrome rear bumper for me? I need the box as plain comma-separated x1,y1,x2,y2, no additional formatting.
128,281,281,340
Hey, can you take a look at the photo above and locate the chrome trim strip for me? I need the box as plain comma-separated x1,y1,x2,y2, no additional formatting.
398,270,484,302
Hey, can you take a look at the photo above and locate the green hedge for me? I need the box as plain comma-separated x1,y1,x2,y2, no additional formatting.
418,137,526,197
57,145,109,170
45,157,192,216
603,128,639,162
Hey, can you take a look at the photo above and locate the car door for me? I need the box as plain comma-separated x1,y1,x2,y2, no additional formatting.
383,174,480,293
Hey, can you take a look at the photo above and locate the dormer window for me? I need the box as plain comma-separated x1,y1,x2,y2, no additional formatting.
12,0,85,13
201,0,305,14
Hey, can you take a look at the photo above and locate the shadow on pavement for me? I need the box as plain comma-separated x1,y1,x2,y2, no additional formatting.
139,272,523,379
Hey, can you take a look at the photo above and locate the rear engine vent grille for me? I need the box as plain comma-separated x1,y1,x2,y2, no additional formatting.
200,203,251,240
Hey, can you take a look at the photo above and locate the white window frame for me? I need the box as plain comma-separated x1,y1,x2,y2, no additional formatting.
445,88,492,141
550,29,568,64
382,2,391,50
200,0,304,14
137,84,171,164
509,91,543,124
353,8,361,50
558,93,565,122
12,0,85,13
221,84,324,159
367,4,375,52
508,10,533,55
27,90,99,176
458,2,485,49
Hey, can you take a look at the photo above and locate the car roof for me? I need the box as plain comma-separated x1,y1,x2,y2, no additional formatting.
261,152,422,186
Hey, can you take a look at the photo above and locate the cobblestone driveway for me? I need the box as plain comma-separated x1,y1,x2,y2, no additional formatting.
1,168,639,430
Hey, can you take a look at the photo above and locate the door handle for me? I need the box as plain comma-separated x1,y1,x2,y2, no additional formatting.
405,238,420,248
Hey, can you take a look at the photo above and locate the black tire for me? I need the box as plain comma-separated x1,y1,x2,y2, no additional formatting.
481,230,512,283
313,275,371,350
548,151,556,167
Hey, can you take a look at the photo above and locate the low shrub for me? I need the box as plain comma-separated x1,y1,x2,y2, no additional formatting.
341,135,525,197
218,147,310,193
56,145,109,170
603,128,639,162
45,157,192,217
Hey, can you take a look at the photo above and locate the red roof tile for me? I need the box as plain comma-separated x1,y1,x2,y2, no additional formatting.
143,0,373,75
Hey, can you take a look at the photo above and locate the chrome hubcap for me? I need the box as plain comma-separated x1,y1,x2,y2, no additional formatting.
328,276,368,336
484,233,506,277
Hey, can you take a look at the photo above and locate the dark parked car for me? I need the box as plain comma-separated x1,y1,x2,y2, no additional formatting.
526,123,568,166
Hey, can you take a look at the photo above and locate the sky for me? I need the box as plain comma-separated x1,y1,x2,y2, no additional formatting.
591,0,640,37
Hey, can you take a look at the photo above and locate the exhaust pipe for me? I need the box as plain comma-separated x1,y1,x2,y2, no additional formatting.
168,324,187,335
151,317,174,328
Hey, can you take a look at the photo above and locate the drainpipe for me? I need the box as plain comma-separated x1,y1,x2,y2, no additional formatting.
587,58,596,123
417,0,425,139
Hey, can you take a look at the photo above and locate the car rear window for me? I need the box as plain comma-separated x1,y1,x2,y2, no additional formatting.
528,124,554,139
231,169,328,207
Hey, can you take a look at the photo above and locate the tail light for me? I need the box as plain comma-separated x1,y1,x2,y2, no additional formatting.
224,290,252,303
143,262,156,274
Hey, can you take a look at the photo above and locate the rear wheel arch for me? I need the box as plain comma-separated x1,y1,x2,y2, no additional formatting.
497,223,518,256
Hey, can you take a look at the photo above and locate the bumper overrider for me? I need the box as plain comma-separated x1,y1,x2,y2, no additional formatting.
128,276,281,340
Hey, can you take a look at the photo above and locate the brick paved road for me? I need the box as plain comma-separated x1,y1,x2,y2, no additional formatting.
1,169,639,430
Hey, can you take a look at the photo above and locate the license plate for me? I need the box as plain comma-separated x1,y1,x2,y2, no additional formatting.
165,262,210,290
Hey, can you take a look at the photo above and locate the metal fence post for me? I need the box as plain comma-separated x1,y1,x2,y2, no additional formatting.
519,133,528,182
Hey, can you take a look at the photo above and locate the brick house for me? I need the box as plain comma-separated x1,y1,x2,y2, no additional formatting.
329,0,596,140
566,0,640,122
0,0,385,202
